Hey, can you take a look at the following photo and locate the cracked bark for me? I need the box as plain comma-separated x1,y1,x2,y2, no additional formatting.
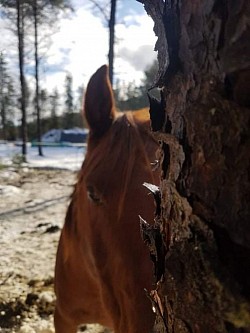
138,0,250,332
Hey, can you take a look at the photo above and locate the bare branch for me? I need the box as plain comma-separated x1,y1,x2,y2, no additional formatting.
88,0,109,22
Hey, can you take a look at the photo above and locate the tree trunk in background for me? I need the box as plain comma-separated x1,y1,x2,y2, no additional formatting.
17,0,27,159
0,53,6,141
108,0,116,86
33,0,43,156
0,104,6,141
139,0,250,332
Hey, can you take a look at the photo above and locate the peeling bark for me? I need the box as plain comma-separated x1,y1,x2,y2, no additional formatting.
139,0,250,332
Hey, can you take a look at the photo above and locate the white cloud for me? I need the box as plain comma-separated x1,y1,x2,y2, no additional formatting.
44,8,157,92
115,14,157,84
43,8,109,93
119,45,156,71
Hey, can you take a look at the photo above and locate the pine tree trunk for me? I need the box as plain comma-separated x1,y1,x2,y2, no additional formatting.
108,0,116,86
33,0,43,156
139,0,250,332
0,65,6,141
17,0,27,159
0,104,6,141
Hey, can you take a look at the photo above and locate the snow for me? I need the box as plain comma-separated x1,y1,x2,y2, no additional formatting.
62,128,89,134
0,145,110,333
0,184,21,196
0,142,86,171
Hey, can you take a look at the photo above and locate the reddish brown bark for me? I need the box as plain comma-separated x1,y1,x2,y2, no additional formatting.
139,0,250,332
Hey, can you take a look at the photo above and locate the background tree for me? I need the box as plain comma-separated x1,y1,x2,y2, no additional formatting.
115,80,146,110
0,52,16,141
5,81,16,140
31,0,72,156
108,0,116,85
49,88,60,129
17,0,28,159
89,0,117,85
114,60,158,111
139,1,250,332
27,87,47,131
64,73,74,128
75,85,84,114
0,52,8,141
141,59,158,91
39,88,48,119
1,0,35,158
0,52,9,141
0,0,72,156
32,0,43,155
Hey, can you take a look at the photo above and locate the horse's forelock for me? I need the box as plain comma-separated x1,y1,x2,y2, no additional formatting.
79,113,153,211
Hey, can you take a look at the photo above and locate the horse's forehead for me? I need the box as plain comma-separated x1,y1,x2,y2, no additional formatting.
83,113,155,183
114,112,151,133
94,112,149,143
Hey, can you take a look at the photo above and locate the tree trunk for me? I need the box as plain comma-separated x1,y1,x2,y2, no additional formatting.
33,0,43,156
108,0,116,86
0,62,6,141
0,104,6,141
17,0,27,159
139,0,250,332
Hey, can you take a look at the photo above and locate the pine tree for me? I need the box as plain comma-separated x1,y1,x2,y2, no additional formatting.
31,0,72,155
64,73,74,128
0,52,16,141
49,88,60,129
0,52,9,141
89,0,117,86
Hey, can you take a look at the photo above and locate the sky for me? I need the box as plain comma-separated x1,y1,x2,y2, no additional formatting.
1,0,157,95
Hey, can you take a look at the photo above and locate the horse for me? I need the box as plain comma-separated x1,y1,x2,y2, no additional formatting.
54,65,159,333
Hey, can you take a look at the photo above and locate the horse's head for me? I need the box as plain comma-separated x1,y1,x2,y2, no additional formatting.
82,65,159,222
55,65,159,333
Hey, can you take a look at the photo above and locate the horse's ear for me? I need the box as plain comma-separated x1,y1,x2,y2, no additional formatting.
84,65,115,138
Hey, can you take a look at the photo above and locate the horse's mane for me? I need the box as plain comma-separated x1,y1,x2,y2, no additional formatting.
124,108,150,123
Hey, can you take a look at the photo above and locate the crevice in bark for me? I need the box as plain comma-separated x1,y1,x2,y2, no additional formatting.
162,142,170,179
148,93,166,132
176,125,192,198
162,0,182,85
212,0,228,51
164,115,172,134
140,216,166,283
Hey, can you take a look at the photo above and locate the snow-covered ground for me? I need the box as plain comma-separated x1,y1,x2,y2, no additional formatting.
0,143,86,171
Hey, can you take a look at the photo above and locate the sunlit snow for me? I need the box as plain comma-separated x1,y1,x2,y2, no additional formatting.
0,143,86,171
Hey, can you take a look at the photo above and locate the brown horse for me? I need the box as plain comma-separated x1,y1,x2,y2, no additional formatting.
54,65,159,333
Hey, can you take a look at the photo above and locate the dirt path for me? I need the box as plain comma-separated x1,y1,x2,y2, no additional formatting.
0,168,109,333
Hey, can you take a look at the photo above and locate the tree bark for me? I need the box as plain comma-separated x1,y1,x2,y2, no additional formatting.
139,0,250,332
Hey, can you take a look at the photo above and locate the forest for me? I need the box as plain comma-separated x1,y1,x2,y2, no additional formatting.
0,0,155,148
0,52,156,141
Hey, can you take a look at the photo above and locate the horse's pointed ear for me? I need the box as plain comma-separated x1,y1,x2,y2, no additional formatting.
84,65,115,138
